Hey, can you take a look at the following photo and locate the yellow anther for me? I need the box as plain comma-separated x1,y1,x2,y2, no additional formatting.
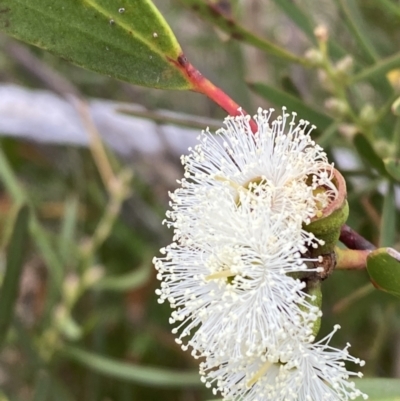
246,360,273,388
205,270,236,281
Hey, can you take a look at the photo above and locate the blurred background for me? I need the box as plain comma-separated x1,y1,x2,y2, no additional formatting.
0,0,399,400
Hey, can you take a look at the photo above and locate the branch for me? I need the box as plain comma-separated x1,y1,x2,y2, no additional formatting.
339,224,376,250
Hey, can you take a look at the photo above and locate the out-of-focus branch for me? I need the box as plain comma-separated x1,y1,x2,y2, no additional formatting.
0,35,117,191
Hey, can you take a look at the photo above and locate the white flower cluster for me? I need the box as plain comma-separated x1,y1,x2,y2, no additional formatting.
153,108,367,401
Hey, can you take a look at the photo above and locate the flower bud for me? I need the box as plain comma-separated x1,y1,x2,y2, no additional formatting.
304,48,324,66
304,168,348,255
314,25,328,42
324,97,349,118
335,55,354,76
359,103,376,126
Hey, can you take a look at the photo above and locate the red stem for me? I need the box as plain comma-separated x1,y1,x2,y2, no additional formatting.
171,54,258,133
340,224,376,251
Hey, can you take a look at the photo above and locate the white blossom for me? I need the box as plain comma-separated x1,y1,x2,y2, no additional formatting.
201,325,367,401
154,201,322,359
168,107,338,242
154,108,338,359
153,107,366,400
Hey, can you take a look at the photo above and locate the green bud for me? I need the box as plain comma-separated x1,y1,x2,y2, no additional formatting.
359,103,376,126
305,168,349,255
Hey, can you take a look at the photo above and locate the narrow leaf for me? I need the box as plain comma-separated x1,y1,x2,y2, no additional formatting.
180,0,306,64
384,158,400,182
0,205,29,350
392,97,400,116
335,0,394,95
375,0,400,20
94,261,151,292
0,147,25,202
337,0,379,63
0,0,192,89
33,371,51,401
352,53,400,83
354,378,400,400
380,184,396,247
62,346,201,387
353,134,390,178
248,82,333,132
59,197,79,266
269,0,314,40
270,0,347,60
366,247,400,298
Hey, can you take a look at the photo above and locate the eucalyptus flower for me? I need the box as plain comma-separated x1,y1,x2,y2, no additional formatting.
200,325,367,401
154,108,339,359
155,202,322,359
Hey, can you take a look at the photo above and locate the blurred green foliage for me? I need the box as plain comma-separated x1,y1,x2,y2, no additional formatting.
0,0,400,400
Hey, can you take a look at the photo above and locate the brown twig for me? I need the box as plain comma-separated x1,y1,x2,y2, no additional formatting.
339,224,376,250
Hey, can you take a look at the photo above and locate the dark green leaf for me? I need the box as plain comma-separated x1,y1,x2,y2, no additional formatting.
366,247,400,298
384,158,400,181
354,378,400,400
353,134,390,178
62,346,202,387
380,184,396,247
0,205,30,350
248,82,333,132
0,0,191,89
33,371,51,401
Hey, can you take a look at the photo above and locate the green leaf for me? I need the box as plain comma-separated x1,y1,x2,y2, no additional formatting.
0,0,191,89
352,53,400,83
336,0,379,63
94,260,151,292
379,0,400,18
392,97,400,117
0,147,25,203
335,0,395,96
354,378,400,400
33,371,51,401
353,134,390,178
380,184,396,247
366,247,400,298
59,197,79,266
317,122,340,147
0,205,30,350
62,346,202,387
384,158,400,181
269,0,347,60
269,0,314,40
180,0,305,64
248,82,333,132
